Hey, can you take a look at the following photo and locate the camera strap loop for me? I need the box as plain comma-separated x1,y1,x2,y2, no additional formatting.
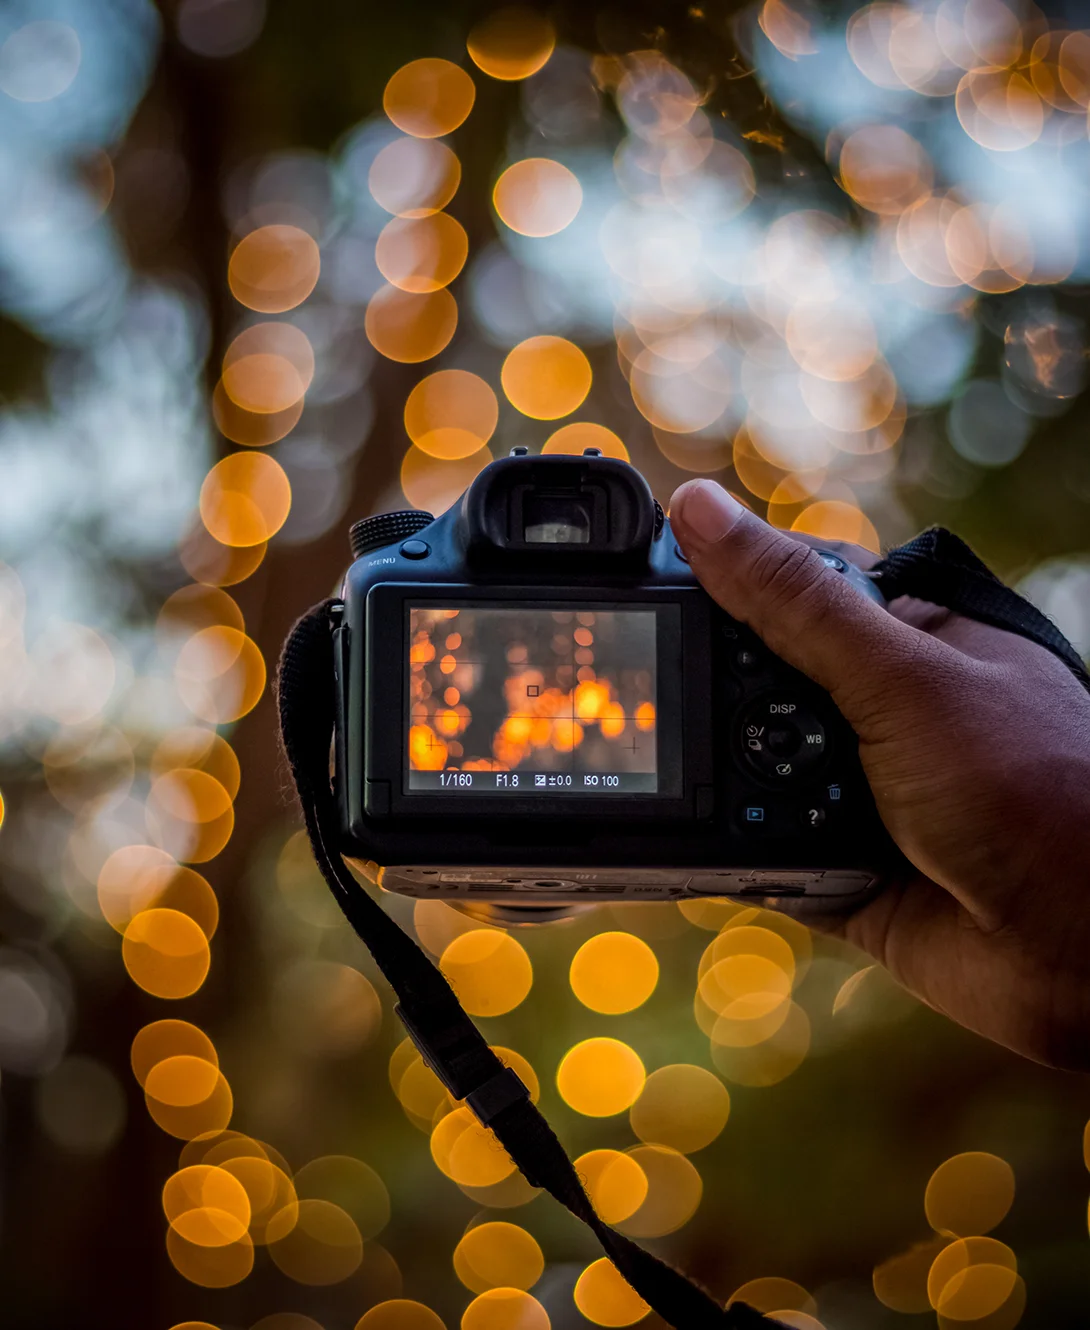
278,599,774,1329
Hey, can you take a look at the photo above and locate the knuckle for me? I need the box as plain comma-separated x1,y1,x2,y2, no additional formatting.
745,535,827,616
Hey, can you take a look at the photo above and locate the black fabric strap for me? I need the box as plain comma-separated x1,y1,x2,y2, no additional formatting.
277,527,1088,1328
870,527,1090,690
277,600,773,1329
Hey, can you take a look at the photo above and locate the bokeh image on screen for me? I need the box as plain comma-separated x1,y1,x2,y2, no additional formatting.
407,606,658,793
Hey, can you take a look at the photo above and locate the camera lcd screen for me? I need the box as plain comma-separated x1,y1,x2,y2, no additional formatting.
406,606,659,795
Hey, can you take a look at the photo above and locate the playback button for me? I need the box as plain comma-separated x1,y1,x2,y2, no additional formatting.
739,696,827,782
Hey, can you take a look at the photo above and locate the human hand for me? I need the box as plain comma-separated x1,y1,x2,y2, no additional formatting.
669,478,1090,1071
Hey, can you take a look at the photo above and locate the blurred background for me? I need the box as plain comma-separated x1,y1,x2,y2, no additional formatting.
1,1,1089,1328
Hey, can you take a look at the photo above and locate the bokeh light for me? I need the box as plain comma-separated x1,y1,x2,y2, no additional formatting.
376,213,469,294
501,336,592,419
927,1237,1017,1312
925,1152,1016,1237
200,453,293,546
439,929,533,1016
460,1289,550,1330
628,1064,730,1154
145,1056,234,1140
174,626,268,724
0,21,80,102
575,1149,648,1224
431,1106,517,1187
453,1221,544,1293
228,226,321,313
122,908,211,999
569,931,658,1014
366,285,459,363
493,159,583,238
401,444,492,514
729,1279,816,1317
293,1154,391,1242
131,1019,219,1087
163,1164,252,1246
370,137,462,220
179,522,268,586
557,1038,646,1117
356,1304,446,1330
221,323,315,415
268,1198,364,1285
711,1001,811,1086
383,59,476,138
873,1238,949,1314
167,1225,254,1287
404,369,498,460
542,422,629,460
573,1258,651,1327
616,1145,702,1238
467,8,555,81
272,961,383,1056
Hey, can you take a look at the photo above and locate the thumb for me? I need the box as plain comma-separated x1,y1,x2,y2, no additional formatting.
670,479,925,713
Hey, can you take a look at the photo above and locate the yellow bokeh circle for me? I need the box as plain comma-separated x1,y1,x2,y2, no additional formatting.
383,59,476,139
460,1289,550,1330
174,626,267,725
575,1149,648,1225
501,336,592,420
543,422,629,461
405,369,498,459
616,1145,702,1238
131,1019,218,1087
574,1257,651,1326
729,1278,816,1317
228,225,320,314
556,1038,645,1117
439,930,533,1016
629,1064,730,1154
122,907,211,999
453,1221,544,1293
200,452,292,547
924,1152,1015,1237
375,213,469,294
569,932,658,1014
366,285,458,363
431,1106,517,1186
401,444,492,515
467,8,555,81
221,322,314,414
927,1237,1016,1311
163,1164,252,1246
493,159,582,238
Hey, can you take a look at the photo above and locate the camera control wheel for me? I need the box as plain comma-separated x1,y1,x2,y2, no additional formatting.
738,695,827,781
349,510,434,559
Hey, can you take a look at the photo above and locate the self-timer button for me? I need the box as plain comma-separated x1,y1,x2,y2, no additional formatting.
739,696,827,781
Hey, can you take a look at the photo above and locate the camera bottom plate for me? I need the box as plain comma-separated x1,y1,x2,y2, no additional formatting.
376,864,881,904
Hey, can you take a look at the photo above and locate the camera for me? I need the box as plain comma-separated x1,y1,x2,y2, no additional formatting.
331,448,897,908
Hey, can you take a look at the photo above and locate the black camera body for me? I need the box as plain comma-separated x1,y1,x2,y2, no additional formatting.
333,449,896,908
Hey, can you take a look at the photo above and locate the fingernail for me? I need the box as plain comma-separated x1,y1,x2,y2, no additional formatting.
671,480,742,544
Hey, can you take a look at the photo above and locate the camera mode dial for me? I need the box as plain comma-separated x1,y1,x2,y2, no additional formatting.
350,510,434,559
739,695,827,782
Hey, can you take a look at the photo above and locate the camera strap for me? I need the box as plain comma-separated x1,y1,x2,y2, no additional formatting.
869,526,1090,689
278,600,773,1328
276,527,1088,1330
